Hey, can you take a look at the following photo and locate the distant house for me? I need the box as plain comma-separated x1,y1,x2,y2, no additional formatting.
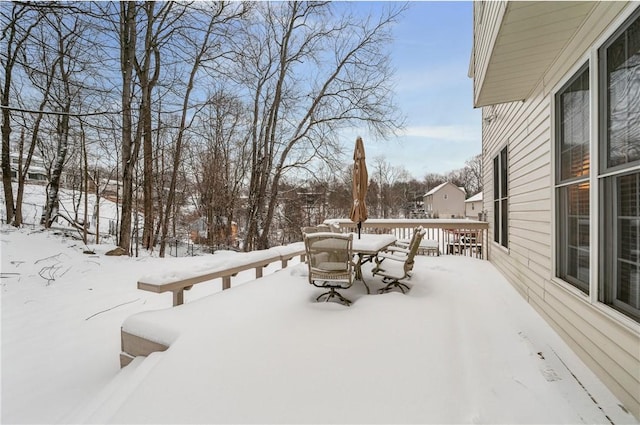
471,1,639,418
9,153,47,182
464,192,482,220
422,182,465,218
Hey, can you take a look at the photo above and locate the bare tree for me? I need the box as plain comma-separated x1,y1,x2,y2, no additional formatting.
0,3,46,225
190,89,249,249
135,1,184,250
423,172,446,191
117,1,140,253
39,9,92,228
463,153,482,196
158,2,247,257
371,155,410,218
236,1,406,250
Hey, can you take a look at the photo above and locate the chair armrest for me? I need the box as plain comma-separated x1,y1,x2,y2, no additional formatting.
376,251,407,263
386,246,410,255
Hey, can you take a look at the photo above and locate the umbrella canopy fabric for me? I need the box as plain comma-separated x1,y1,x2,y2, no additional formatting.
350,137,368,228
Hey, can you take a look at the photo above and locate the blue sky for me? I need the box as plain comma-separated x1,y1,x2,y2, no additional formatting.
343,1,481,179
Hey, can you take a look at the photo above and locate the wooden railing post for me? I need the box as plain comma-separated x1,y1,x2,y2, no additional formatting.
173,289,184,306
222,276,231,290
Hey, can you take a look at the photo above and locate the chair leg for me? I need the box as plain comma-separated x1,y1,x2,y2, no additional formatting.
316,288,352,306
378,278,410,294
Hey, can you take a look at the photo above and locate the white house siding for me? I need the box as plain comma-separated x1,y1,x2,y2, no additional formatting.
464,201,482,219
424,182,465,218
477,2,640,418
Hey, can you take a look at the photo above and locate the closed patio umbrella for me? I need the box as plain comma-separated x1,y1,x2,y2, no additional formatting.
350,137,368,239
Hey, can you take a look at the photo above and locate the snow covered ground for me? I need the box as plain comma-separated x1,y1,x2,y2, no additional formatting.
2,225,638,424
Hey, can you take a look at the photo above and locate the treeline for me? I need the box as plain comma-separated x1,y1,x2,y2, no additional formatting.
279,152,482,238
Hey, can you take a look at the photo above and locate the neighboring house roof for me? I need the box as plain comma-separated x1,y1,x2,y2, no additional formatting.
424,182,447,196
423,182,465,197
465,192,483,203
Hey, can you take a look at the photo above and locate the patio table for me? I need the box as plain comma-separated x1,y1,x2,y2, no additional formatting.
350,233,397,293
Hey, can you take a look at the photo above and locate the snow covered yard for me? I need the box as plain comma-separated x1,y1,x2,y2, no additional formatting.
1,225,637,424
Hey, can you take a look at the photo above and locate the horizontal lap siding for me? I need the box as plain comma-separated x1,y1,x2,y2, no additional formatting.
480,2,639,417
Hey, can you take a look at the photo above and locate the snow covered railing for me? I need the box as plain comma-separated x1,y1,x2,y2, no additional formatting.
137,242,306,307
325,218,489,259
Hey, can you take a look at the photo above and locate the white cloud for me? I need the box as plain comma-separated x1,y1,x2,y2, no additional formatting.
401,125,479,143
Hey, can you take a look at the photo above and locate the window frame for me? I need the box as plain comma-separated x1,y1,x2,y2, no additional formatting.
554,63,591,294
597,8,640,322
493,146,508,249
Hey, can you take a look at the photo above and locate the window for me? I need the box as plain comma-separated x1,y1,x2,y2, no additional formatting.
599,9,640,321
555,65,590,294
493,146,508,248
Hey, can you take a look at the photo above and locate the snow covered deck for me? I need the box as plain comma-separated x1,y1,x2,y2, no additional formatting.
80,255,631,423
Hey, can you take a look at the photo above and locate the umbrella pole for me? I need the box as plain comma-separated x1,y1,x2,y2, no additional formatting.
358,221,361,239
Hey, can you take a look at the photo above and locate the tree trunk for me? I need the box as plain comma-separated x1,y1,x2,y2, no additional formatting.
118,2,139,254
42,108,70,227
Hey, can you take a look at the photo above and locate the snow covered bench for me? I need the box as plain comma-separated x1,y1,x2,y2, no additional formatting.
137,243,305,307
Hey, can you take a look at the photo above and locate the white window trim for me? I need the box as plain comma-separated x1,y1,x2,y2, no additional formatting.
588,47,599,305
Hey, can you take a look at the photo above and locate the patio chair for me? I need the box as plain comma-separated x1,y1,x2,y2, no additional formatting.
303,232,355,306
395,227,440,256
386,226,424,257
372,228,426,294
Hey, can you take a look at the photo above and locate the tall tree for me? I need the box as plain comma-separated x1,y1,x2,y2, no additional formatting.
135,1,182,250
117,1,140,252
191,89,249,249
158,2,246,257
40,10,89,227
0,3,45,225
463,153,483,196
237,1,405,250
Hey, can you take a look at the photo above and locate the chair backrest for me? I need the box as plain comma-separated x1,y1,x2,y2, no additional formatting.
327,222,342,233
316,223,331,232
410,226,424,244
303,232,354,285
404,228,426,274
301,226,319,234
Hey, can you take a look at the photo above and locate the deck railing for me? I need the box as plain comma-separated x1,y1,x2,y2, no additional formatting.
326,218,489,260
136,219,489,308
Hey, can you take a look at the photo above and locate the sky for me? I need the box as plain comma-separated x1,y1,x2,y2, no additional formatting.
342,1,481,179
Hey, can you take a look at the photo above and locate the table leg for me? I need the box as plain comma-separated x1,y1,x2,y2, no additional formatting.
355,254,370,294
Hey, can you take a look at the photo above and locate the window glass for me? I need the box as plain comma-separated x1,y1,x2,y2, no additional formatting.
558,69,590,181
558,183,590,292
616,173,640,311
556,65,590,293
605,13,640,168
493,155,500,244
493,147,508,248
